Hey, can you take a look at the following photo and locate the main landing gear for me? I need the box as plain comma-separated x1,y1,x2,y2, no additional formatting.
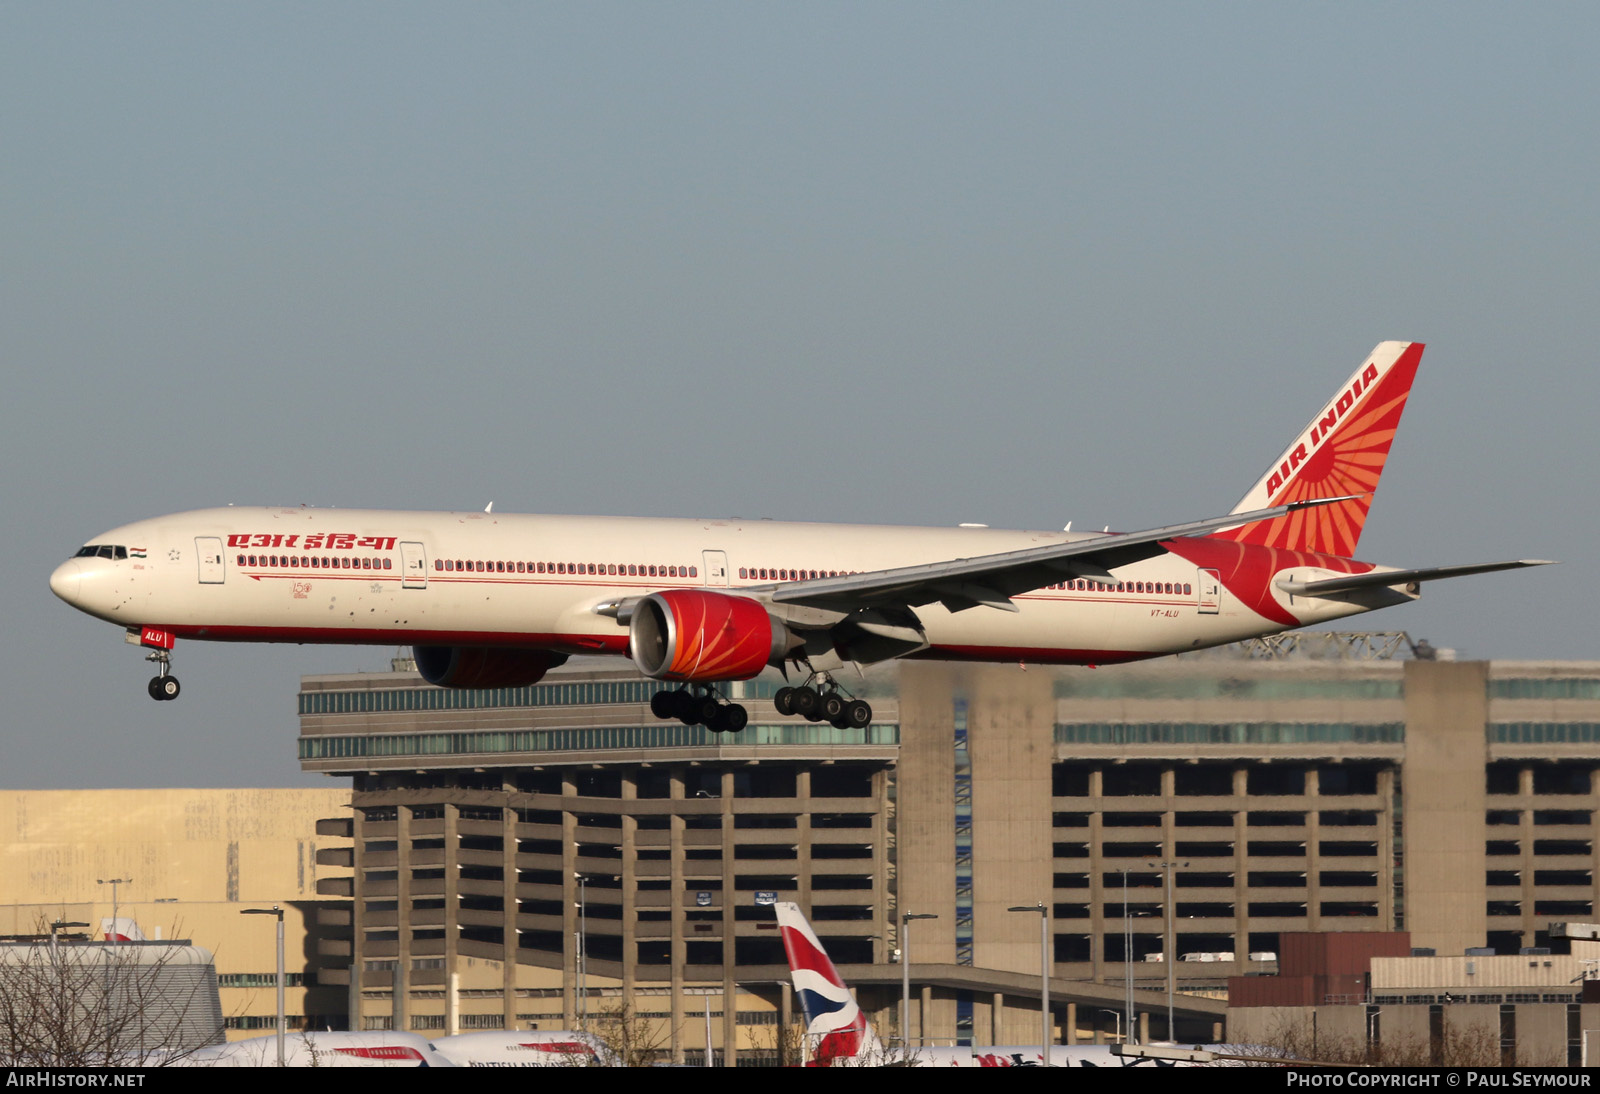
650,686,749,734
773,676,872,730
146,648,180,702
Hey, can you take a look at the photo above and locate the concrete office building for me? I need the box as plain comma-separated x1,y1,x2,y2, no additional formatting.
295,639,1600,1060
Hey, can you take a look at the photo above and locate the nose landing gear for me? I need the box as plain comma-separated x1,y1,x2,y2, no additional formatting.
133,627,181,701
148,672,181,701
145,650,180,701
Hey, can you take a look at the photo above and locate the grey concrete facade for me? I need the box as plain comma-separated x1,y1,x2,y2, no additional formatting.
299,648,1600,1054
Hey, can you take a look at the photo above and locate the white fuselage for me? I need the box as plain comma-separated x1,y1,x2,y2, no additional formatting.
51,506,1375,667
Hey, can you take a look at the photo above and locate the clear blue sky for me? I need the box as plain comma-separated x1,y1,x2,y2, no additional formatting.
4,3,1591,786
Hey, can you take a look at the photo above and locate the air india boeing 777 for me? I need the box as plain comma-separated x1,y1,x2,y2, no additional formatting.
50,342,1549,732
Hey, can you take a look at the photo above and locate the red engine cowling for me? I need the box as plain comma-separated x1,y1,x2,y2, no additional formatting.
628,590,790,682
413,646,568,689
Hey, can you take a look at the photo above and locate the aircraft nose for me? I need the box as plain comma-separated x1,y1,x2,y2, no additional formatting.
50,559,83,605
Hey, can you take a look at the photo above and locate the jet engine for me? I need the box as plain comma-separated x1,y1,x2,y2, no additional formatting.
413,646,569,689
628,589,798,682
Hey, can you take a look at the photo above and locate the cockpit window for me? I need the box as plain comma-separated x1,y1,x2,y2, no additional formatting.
75,546,100,558
73,545,128,560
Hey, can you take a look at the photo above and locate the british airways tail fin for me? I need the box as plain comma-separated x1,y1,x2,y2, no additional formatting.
775,901,884,1066
1221,341,1424,557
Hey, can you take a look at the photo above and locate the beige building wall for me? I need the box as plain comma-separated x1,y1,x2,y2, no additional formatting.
0,789,351,1040
1372,953,1590,992
897,663,958,966
968,665,1054,971
967,665,1055,1044
0,788,349,905
1402,661,1489,954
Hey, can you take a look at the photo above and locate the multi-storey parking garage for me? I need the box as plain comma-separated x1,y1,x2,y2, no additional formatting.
299,640,1600,1061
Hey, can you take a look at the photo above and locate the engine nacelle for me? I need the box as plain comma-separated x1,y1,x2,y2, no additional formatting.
628,589,793,682
413,646,569,689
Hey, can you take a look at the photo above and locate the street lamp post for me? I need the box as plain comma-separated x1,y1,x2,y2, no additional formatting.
899,912,937,1056
48,920,89,964
1122,868,1136,1042
95,877,131,1065
241,906,286,1066
1007,902,1050,1068
1148,860,1188,1041
575,874,588,1030
49,918,90,1065
95,877,132,944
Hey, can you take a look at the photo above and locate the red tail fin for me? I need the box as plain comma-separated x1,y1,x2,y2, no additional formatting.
1220,341,1423,556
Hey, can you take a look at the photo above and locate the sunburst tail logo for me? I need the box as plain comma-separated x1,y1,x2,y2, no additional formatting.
1220,341,1423,557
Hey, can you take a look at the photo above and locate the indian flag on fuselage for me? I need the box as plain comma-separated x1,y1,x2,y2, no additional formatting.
1219,341,1423,558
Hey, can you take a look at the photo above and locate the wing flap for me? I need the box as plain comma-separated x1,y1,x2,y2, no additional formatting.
770,496,1359,612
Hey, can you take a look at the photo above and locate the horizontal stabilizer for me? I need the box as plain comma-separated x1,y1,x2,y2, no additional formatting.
1276,559,1556,597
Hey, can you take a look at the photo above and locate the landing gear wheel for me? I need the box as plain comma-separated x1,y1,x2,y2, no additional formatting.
149,675,180,701
650,690,676,719
773,687,795,716
148,677,165,701
844,699,872,728
821,692,847,723
722,703,749,733
696,696,723,725
706,706,731,734
671,690,700,724
792,686,821,718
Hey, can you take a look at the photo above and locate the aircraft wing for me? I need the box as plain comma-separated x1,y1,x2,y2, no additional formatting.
1275,559,1556,597
767,497,1356,615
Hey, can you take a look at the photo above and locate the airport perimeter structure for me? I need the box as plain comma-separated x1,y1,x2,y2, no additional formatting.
297,640,1600,1062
